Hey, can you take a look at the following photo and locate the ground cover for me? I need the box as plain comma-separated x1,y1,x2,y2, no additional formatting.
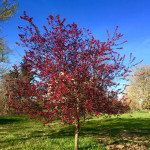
0,111,150,150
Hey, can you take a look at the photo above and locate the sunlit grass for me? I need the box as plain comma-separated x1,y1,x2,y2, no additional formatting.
0,111,150,149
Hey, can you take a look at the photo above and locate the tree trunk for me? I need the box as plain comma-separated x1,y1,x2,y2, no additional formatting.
75,121,79,150
74,86,80,150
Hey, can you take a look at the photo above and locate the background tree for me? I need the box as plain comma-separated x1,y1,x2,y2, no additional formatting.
125,65,150,111
8,11,138,150
0,37,10,63
0,0,18,102
0,0,18,64
0,0,17,22
0,59,33,115
0,67,19,115
0,37,10,78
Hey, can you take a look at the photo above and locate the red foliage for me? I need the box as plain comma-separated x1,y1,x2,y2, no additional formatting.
8,11,139,127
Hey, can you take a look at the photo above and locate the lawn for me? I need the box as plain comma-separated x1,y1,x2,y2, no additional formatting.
0,111,150,150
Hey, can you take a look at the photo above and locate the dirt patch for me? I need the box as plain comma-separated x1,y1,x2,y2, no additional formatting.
96,135,149,150
0,127,9,129
106,144,147,150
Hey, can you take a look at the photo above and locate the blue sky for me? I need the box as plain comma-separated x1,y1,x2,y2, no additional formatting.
1,0,150,67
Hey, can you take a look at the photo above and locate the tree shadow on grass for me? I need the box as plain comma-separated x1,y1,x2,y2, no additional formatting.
0,116,28,125
0,118,21,125
85,118,149,136
17,117,149,141
45,118,150,139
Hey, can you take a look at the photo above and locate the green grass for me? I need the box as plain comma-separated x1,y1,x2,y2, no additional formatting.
0,111,150,149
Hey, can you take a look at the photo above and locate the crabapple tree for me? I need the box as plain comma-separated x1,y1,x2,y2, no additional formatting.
7,11,139,150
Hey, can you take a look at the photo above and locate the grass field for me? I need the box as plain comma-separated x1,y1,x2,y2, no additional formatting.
0,111,150,150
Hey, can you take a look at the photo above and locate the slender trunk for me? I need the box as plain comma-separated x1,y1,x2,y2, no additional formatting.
75,121,79,150
74,83,80,150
